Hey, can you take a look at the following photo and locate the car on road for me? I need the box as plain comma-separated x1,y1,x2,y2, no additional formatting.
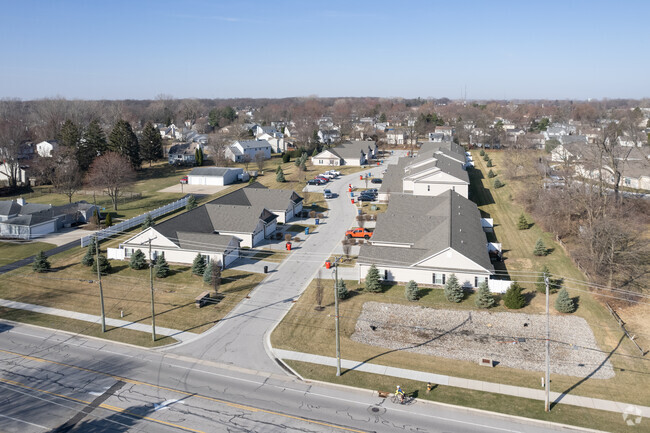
323,189,335,199
371,178,382,184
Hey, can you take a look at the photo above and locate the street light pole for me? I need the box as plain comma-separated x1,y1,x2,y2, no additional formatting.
333,255,342,376
92,194,105,333
544,273,550,412
142,237,158,341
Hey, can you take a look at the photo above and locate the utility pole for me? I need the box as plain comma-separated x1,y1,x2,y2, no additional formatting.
333,255,342,376
92,194,106,333
143,237,157,341
544,273,550,412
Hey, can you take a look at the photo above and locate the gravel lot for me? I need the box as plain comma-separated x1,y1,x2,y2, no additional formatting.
351,302,614,379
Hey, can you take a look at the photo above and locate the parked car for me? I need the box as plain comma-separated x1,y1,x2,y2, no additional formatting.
319,173,335,179
315,177,328,185
345,227,374,239
315,176,329,183
323,189,335,199
364,189,378,195
371,178,383,184
180,176,188,184
326,170,341,177
307,179,320,185
357,194,375,202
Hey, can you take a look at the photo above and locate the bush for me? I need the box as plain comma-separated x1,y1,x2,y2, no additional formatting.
104,213,113,227
487,169,496,178
474,280,495,308
483,154,489,161
479,149,485,156
533,238,547,256
91,255,112,275
555,288,576,313
276,167,286,182
154,252,170,278
129,249,148,270
517,213,528,230
444,274,463,303
493,179,503,189
186,195,197,210
191,253,206,276
32,251,51,273
282,152,290,163
365,264,382,293
405,280,418,301
503,282,525,309
486,159,493,167
142,214,154,229
336,279,348,299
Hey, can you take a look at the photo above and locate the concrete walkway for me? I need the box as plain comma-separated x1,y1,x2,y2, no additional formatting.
0,299,196,343
274,349,650,418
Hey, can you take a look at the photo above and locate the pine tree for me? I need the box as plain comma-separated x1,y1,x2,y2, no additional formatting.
129,249,147,270
487,169,496,178
32,251,51,273
486,159,493,167
282,152,290,163
312,147,320,157
533,238,547,256
203,262,213,283
479,149,485,156
517,213,528,230
554,288,576,313
365,265,382,293
140,122,163,167
536,265,550,293
503,282,525,309
336,279,348,299
81,249,94,266
104,213,113,227
483,154,490,161
475,280,495,308
493,178,503,189
186,194,197,210
444,274,464,303
91,209,100,227
109,119,141,168
58,120,81,149
91,255,112,274
142,214,154,229
191,253,206,276
405,280,419,301
276,167,286,182
154,252,170,278
79,119,107,171
276,164,282,173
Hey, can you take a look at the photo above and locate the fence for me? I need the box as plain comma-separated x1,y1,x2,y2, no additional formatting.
80,196,189,247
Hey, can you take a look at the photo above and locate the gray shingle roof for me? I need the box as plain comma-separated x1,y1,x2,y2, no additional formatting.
358,191,492,272
189,167,240,177
176,231,236,253
208,183,302,211
0,200,22,217
237,139,271,150
328,140,375,160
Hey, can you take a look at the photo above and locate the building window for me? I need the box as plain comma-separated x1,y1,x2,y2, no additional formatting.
475,276,478,287
427,185,430,192
433,273,444,285
442,274,446,285
384,269,388,280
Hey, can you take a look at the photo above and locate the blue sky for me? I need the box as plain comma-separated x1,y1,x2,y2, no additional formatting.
1,0,648,101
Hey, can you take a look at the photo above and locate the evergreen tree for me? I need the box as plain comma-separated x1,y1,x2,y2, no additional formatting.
58,120,81,149
104,213,113,227
479,149,485,156
554,288,576,313
186,194,197,210
82,249,94,266
405,280,419,301
475,280,495,308
191,253,206,276
379,112,387,122
444,274,463,303
276,167,286,182
32,251,51,273
312,147,319,157
276,164,282,173
365,264,382,293
282,152,290,163
154,252,170,278
129,249,147,270
483,154,490,161
493,178,503,189
79,119,107,171
109,120,141,168
203,262,213,283
486,159,493,167
142,214,154,229
533,238,547,256
536,265,551,293
336,278,348,299
503,282,525,309
517,213,528,230
487,169,496,178
91,255,112,274
140,122,163,167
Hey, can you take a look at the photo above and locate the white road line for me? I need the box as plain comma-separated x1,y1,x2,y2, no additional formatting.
0,412,48,429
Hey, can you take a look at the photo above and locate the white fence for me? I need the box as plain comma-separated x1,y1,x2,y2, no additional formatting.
80,196,189,248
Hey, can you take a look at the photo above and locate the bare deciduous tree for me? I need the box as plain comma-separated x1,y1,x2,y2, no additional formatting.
0,119,30,189
254,151,265,172
342,240,351,262
242,154,252,172
85,152,136,211
52,149,82,203
315,269,323,310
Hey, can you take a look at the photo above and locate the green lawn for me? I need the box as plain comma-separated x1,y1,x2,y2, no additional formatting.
0,241,57,266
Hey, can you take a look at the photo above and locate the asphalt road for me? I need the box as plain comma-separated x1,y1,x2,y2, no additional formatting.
0,322,575,433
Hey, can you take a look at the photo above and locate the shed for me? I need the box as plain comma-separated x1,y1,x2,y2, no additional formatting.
187,167,243,186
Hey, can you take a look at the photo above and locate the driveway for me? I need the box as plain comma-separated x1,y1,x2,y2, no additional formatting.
164,153,403,373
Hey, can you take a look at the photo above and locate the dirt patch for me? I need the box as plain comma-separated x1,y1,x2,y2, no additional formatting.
352,302,615,379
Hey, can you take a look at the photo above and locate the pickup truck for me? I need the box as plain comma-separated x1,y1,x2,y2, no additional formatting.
345,227,373,239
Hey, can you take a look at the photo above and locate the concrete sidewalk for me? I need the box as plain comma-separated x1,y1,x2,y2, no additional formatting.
0,299,197,343
274,349,650,418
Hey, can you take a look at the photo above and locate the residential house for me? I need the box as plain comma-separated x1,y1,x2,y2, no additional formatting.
386,129,408,145
158,124,183,141
168,142,201,165
187,167,244,186
35,140,59,158
311,141,377,167
255,126,286,153
0,162,30,186
225,139,272,163
357,191,493,287
209,182,303,223
427,132,446,143
318,129,341,145
435,125,455,138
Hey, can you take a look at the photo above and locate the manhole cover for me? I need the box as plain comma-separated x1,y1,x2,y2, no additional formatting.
371,407,380,412
368,406,386,416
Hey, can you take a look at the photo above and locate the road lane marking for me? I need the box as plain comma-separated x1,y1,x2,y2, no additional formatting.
0,412,48,429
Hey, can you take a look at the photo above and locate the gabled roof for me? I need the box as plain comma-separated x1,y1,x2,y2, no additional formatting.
236,139,272,149
176,231,237,253
189,167,241,177
358,191,492,272
0,200,22,217
208,183,302,211
327,140,375,160
3,212,55,227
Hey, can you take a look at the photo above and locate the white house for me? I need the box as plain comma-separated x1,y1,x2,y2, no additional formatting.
318,129,341,145
311,141,377,167
357,191,493,288
386,129,407,145
225,139,272,163
35,140,59,157
187,167,243,186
